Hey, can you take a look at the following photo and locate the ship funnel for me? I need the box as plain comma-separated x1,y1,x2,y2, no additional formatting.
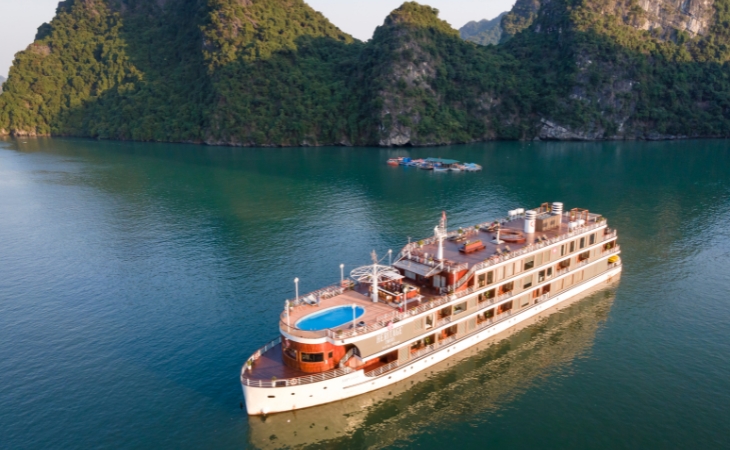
552,202,564,216
524,210,536,234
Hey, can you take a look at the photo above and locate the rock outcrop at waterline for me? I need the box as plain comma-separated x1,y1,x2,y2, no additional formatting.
3,0,730,145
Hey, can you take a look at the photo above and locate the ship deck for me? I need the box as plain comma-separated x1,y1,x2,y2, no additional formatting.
245,343,309,381
285,289,396,331
281,210,606,339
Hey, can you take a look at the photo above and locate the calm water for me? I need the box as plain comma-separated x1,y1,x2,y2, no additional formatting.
1,138,729,449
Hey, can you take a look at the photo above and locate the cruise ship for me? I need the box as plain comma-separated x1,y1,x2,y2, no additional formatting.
240,202,622,415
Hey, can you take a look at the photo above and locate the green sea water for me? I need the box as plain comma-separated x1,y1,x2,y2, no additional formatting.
1,138,729,449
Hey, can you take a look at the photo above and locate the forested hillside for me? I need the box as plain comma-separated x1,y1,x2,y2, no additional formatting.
3,0,730,144
460,12,507,45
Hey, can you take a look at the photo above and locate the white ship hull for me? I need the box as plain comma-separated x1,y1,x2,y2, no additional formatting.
242,263,622,415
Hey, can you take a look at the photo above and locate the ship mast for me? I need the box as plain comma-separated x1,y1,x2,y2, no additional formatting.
435,211,447,261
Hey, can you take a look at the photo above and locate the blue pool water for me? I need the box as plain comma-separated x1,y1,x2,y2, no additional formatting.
297,306,365,331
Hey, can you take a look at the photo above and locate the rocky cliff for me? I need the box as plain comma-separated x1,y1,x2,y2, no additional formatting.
3,0,730,144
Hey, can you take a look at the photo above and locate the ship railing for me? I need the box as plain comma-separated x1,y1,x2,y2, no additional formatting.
284,281,355,309
241,366,355,388
280,320,330,339
602,245,621,255
607,261,622,270
338,347,359,369
448,221,611,293
318,223,617,342
241,340,357,388
331,295,451,340
435,315,453,328
602,229,617,241
241,336,282,377
402,254,469,273
409,343,437,360
364,360,400,378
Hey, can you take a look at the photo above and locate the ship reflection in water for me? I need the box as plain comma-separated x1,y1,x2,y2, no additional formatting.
247,277,620,449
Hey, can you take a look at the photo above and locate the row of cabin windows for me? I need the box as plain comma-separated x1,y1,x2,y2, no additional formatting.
422,265,597,344
284,349,333,363
476,232,600,288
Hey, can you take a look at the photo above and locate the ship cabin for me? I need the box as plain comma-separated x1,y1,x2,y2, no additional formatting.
241,202,621,387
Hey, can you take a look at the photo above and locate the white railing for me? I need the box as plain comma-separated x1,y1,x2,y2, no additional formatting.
338,347,359,369
448,221,611,292
365,360,400,378
284,282,353,308
241,337,282,377
284,221,617,342
240,339,357,388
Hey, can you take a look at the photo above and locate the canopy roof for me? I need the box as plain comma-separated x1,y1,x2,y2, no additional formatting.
425,158,459,165
393,259,438,277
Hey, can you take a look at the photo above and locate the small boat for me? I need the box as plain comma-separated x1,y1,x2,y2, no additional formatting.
419,163,434,170
450,164,465,172
433,164,448,172
408,159,424,167
464,163,482,172
387,158,400,166
399,157,412,166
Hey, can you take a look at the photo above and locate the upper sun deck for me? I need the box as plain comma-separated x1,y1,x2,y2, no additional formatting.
280,205,612,342
398,208,605,276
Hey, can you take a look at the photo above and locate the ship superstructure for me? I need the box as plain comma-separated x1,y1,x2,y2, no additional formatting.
241,202,622,415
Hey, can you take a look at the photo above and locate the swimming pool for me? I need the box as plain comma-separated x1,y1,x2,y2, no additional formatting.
296,305,365,331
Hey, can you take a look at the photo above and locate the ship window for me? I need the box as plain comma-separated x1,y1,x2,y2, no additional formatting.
498,301,513,314
405,270,416,280
500,282,514,294
439,306,452,319
559,259,571,269
579,237,586,249
569,241,575,253
485,308,495,319
478,273,486,287
301,352,324,363
524,256,535,270
547,267,553,277
578,251,590,262
523,276,533,289
328,352,333,359
589,233,596,245
560,245,566,256
486,271,494,285
425,314,434,329
538,270,545,282
454,302,467,315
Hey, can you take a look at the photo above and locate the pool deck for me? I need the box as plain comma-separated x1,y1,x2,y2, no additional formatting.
286,289,395,332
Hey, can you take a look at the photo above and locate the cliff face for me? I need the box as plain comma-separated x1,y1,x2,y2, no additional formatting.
524,0,730,141
4,0,730,144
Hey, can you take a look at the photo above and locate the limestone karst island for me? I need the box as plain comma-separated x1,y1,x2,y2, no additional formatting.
2,0,730,146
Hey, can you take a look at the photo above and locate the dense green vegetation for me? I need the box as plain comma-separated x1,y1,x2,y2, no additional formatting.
460,12,507,46
4,0,730,143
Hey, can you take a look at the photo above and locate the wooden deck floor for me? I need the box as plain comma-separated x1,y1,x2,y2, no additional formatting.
246,343,309,381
